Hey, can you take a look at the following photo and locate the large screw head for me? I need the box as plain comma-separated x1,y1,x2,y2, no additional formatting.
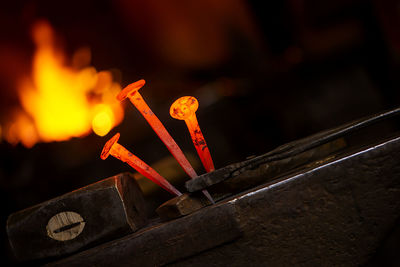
101,132,120,160
170,96,199,120
117,79,146,101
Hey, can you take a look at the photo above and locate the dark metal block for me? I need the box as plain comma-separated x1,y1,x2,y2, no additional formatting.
48,203,242,267
156,139,345,222
48,134,400,266
6,172,147,262
156,193,210,221
174,136,400,266
186,107,400,193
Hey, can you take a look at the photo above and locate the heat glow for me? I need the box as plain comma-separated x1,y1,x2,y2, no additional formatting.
4,20,124,147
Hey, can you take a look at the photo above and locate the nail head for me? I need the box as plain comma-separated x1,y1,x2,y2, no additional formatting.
170,96,199,120
117,79,146,101
101,132,120,160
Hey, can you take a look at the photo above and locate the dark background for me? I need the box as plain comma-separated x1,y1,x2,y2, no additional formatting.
1,0,399,265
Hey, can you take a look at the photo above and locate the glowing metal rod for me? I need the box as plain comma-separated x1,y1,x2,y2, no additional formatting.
170,96,215,172
117,80,214,203
101,133,182,196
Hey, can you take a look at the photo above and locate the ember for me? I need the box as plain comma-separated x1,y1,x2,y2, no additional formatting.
3,20,124,147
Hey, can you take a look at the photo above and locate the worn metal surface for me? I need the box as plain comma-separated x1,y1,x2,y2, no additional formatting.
49,134,400,266
7,172,147,262
156,138,345,221
156,193,211,221
173,135,400,266
186,107,400,192
48,203,241,267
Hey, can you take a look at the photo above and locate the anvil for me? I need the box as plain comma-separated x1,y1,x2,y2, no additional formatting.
49,107,400,266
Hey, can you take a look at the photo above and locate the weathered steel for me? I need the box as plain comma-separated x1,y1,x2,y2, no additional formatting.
48,203,241,267
49,134,400,266
156,139,345,221
156,193,211,221
186,107,400,192
172,135,400,266
7,172,147,262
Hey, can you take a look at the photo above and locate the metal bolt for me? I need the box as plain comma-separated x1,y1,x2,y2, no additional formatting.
170,96,215,173
117,80,215,203
101,133,182,196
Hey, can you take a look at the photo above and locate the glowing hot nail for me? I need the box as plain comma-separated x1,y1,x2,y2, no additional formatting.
117,80,215,204
170,96,215,173
169,96,215,172
101,133,182,196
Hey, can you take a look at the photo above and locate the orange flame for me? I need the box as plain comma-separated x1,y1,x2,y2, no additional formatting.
4,20,124,147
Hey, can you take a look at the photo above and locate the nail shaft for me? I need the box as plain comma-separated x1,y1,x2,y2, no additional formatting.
185,114,215,172
170,96,215,173
118,81,215,204
101,133,181,196
129,92,198,178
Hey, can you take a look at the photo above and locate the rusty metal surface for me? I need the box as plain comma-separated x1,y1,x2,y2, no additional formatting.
49,134,400,266
6,172,147,262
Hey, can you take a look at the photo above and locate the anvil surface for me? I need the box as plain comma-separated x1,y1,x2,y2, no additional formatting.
49,133,400,266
